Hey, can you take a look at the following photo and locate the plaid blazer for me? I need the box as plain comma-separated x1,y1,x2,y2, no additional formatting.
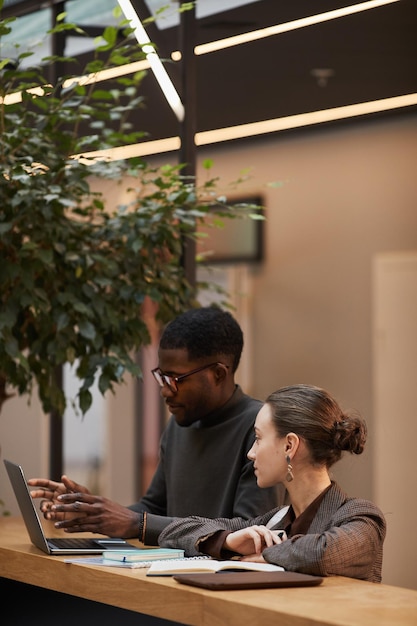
158,482,386,583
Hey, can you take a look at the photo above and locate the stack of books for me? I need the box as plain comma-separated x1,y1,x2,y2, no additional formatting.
65,548,187,569
102,548,186,568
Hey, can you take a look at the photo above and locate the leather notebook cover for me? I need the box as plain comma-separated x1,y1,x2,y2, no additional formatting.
173,571,324,590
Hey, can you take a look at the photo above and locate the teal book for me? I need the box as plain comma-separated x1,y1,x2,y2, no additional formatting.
102,548,185,563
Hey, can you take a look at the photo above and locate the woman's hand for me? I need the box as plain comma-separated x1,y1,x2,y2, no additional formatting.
223,526,286,555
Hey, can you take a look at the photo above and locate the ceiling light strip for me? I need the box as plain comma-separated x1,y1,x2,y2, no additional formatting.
195,94,417,145
63,60,150,89
77,93,417,161
75,137,181,162
195,0,401,55
117,0,184,121
1,85,49,105
2,60,151,104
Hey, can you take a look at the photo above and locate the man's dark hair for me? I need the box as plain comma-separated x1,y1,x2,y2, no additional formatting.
160,306,243,372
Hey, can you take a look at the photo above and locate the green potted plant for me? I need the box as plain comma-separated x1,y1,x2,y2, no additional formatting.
0,4,261,418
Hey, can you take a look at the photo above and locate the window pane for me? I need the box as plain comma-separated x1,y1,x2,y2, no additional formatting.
2,7,51,67
1,0,119,66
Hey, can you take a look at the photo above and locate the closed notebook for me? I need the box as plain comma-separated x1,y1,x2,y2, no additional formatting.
173,571,324,590
103,548,184,563
146,558,284,576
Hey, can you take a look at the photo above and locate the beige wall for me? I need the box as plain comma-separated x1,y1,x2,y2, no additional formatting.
373,252,417,588
1,112,416,589
195,113,417,502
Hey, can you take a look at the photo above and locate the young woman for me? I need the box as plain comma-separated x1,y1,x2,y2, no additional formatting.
158,384,386,583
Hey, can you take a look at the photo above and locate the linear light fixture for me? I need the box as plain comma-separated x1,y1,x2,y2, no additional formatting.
1,61,150,105
76,93,417,161
1,85,50,105
76,136,181,161
195,94,417,144
63,60,150,89
116,0,184,121
195,0,401,55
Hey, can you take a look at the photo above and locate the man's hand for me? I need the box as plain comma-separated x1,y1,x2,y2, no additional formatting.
49,492,140,539
28,476,90,522
29,476,140,538
223,526,286,556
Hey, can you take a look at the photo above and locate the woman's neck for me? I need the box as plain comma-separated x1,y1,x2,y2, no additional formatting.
287,471,331,518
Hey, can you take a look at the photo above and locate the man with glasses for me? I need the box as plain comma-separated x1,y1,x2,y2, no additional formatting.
29,307,281,544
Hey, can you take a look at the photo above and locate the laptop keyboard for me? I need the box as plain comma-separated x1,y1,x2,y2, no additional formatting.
48,537,97,549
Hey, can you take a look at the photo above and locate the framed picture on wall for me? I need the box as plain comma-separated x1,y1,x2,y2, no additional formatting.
196,196,264,265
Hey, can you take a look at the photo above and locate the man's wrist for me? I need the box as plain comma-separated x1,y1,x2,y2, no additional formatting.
138,511,147,543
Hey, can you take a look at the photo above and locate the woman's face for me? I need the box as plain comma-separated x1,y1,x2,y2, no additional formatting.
247,403,286,488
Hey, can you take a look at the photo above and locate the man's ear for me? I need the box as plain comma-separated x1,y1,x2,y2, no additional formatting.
213,362,229,383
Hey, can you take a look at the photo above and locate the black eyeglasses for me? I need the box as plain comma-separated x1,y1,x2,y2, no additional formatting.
151,362,228,393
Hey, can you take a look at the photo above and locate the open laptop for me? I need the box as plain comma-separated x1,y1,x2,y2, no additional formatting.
4,459,137,555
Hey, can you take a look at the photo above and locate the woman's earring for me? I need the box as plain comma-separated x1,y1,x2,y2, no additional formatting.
286,455,294,482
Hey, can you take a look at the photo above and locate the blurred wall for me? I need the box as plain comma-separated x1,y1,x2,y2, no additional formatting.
194,113,417,503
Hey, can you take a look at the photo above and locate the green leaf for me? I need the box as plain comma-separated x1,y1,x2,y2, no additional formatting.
56,312,70,331
98,372,111,395
78,320,96,340
203,159,214,170
0,223,13,235
79,389,93,414
5,338,19,358
101,26,118,46
0,309,16,330
38,249,54,265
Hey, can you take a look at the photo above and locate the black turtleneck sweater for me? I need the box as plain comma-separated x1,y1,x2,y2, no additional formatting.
129,386,282,544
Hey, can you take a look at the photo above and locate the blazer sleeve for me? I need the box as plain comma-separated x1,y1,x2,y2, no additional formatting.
158,510,281,556
262,498,386,582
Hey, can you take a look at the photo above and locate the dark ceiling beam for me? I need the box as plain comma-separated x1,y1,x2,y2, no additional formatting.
1,0,64,19
178,4,197,288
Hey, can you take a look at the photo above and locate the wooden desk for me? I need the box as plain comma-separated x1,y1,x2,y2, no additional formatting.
1,517,416,626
